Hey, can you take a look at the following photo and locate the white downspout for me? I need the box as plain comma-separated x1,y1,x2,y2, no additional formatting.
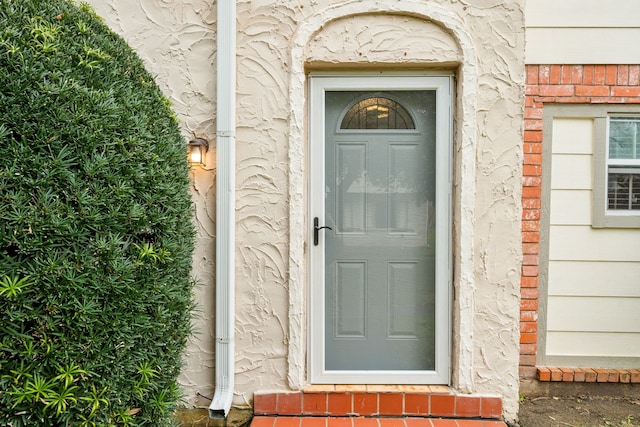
209,0,236,419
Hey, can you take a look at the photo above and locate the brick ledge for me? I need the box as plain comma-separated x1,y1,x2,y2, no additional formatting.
536,367,640,383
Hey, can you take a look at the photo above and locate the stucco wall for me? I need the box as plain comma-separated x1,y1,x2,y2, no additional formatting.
87,0,524,420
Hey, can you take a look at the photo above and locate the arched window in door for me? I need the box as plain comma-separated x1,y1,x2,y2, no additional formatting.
340,96,415,130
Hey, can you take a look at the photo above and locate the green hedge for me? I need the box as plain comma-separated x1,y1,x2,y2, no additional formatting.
0,0,196,425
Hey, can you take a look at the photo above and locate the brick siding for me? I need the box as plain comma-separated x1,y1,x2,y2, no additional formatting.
521,65,640,379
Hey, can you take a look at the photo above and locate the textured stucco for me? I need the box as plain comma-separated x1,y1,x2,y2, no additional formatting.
88,0,524,421
305,14,460,66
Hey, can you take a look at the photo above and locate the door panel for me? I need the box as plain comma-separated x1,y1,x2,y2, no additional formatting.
335,261,367,337
325,91,435,372
388,261,421,338
309,75,451,384
336,143,367,233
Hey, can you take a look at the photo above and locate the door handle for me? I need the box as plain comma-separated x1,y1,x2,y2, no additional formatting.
313,217,332,246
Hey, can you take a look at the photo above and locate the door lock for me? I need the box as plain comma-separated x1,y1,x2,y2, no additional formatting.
313,217,332,246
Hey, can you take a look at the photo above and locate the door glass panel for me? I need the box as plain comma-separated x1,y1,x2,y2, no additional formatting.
325,91,437,371
336,144,367,233
341,97,415,129
389,144,421,233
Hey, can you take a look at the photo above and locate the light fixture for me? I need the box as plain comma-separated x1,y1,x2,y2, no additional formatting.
188,137,209,167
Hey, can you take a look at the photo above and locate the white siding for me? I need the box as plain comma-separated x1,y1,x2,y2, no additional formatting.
526,0,640,64
548,261,640,297
546,117,640,362
549,226,640,262
548,297,640,333
548,119,593,224
549,190,591,225
526,0,640,27
547,332,640,358
552,118,593,155
550,155,592,190
526,29,640,65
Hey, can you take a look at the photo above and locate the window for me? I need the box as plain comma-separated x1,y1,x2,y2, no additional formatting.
607,117,640,211
340,96,415,130
592,107,640,227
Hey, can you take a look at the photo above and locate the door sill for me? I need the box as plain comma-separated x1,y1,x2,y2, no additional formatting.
303,384,451,393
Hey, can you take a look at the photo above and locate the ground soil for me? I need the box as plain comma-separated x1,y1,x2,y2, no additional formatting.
518,393,640,427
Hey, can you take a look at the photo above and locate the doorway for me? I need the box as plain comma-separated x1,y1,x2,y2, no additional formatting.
309,74,452,384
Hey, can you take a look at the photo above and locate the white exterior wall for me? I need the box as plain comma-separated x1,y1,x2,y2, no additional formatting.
544,118,640,366
525,0,640,64
88,0,525,421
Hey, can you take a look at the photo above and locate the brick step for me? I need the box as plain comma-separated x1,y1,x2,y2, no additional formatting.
251,416,508,427
253,391,502,420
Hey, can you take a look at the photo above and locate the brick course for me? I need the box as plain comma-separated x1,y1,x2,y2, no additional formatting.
521,64,640,379
537,367,640,384
253,391,503,420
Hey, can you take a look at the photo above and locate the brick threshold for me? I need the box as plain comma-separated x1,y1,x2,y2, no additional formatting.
537,366,640,383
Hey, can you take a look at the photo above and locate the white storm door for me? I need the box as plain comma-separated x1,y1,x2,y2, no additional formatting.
309,75,452,384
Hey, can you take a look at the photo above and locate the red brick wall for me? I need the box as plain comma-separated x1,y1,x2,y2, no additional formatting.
520,65,640,379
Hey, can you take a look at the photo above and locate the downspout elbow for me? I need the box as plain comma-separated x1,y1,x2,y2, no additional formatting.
208,339,234,419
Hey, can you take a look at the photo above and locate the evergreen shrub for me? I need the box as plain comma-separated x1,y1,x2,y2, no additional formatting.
0,0,196,425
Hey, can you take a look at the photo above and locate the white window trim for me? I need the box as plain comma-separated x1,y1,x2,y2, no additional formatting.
308,73,453,385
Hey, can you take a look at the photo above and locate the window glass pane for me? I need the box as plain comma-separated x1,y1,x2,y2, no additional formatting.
340,97,415,130
609,117,640,159
608,172,640,210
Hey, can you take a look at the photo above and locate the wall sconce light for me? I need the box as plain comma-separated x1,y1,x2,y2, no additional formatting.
188,137,209,167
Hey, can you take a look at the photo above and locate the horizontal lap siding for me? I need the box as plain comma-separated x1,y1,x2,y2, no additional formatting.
548,261,640,297
526,29,640,65
548,226,640,262
547,297,640,333
551,118,593,154
548,119,592,224
550,155,591,189
546,332,640,358
549,191,591,225
546,117,640,360
526,0,640,64
526,0,640,27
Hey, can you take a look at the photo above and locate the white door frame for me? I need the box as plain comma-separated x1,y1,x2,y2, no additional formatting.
308,73,453,384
